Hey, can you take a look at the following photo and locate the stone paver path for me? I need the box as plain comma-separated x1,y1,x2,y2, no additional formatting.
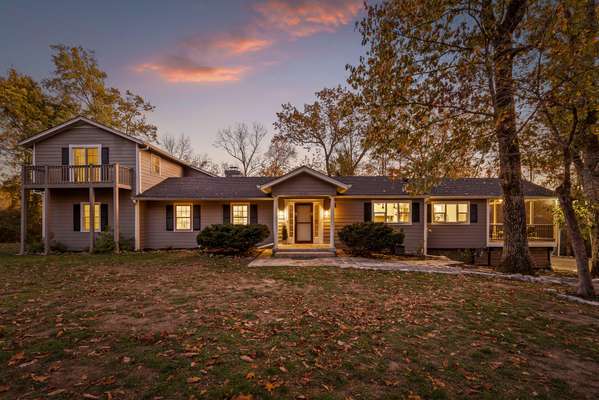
249,254,599,299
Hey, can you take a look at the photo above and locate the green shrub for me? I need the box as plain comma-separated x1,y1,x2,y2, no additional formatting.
197,224,269,254
27,241,44,254
50,241,68,253
338,222,404,256
95,231,116,253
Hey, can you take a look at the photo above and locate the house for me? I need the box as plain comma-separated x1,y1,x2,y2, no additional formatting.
18,117,558,267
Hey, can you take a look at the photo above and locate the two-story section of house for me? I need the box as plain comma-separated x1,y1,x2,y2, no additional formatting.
18,116,214,254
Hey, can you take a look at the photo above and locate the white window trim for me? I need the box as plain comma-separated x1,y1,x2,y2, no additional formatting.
372,200,412,225
150,153,161,176
69,144,102,165
431,201,470,225
80,202,102,233
231,203,250,225
174,203,193,232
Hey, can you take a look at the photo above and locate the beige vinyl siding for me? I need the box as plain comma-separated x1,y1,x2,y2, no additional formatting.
270,173,337,196
334,198,425,254
139,200,274,250
427,199,487,249
46,188,135,251
34,123,137,191
139,150,183,192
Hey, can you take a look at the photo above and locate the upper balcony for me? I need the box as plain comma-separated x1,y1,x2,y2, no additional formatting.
22,164,133,189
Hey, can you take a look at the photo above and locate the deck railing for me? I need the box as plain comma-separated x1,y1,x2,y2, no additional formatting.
489,223,555,241
22,165,133,187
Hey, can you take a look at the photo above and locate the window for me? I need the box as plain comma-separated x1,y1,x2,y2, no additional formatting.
433,202,469,223
175,204,192,231
151,154,161,176
373,201,411,223
81,203,101,232
232,204,249,225
71,145,100,182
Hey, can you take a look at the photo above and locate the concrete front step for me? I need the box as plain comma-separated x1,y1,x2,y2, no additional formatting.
273,249,336,258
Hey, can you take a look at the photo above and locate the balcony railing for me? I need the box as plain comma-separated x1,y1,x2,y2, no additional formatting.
22,164,133,187
489,223,555,242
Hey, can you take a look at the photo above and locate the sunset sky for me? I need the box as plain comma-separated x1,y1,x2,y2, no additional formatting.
0,0,366,163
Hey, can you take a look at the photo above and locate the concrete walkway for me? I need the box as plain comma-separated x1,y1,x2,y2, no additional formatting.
249,254,599,293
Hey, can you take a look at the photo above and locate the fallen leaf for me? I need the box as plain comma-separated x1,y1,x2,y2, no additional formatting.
240,355,254,363
245,372,255,380
187,376,201,384
48,389,66,397
31,374,49,383
279,366,288,373
0,385,9,393
232,395,253,400
264,381,281,392
83,394,100,400
8,352,25,366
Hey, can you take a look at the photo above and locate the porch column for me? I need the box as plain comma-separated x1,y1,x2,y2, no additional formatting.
113,162,120,253
329,196,335,249
422,199,428,256
43,189,50,255
272,196,278,250
19,184,27,255
89,186,95,253
134,200,141,251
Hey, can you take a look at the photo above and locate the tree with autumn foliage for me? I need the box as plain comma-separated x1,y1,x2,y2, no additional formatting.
347,0,570,274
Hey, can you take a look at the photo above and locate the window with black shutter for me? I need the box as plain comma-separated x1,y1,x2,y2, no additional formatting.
412,201,420,223
363,202,372,222
250,204,258,224
101,147,109,164
193,205,201,231
470,203,478,223
166,205,174,231
100,204,108,231
223,204,231,224
73,204,81,231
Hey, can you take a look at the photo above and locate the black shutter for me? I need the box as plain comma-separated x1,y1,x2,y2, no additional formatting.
412,201,420,223
166,205,174,231
100,203,108,231
363,202,372,222
61,148,69,165
250,204,258,224
193,205,201,231
101,147,109,164
73,204,81,231
223,204,231,224
470,203,478,223
427,204,432,223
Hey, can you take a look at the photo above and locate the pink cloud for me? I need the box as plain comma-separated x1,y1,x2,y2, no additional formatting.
135,56,248,83
253,0,362,38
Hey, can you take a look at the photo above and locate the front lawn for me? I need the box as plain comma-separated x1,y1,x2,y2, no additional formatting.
1,245,598,399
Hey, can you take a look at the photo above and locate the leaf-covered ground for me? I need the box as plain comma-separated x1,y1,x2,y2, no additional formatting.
1,244,598,399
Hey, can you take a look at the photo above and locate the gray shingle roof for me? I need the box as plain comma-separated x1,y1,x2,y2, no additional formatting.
137,175,554,199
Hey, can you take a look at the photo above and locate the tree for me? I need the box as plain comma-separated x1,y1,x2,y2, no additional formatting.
214,122,267,176
526,0,597,295
1,45,158,175
45,45,158,142
348,0,555,273
260,138,297,177
162,133,194,162
275,86,356,176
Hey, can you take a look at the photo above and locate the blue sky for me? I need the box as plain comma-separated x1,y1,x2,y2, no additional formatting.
0,0,366,163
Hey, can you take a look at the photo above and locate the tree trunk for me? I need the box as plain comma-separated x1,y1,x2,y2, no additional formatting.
557,186,595,297
491,2,534,274
591,207,599,278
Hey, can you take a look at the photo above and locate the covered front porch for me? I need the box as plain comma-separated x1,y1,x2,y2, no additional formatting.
271,196,336,255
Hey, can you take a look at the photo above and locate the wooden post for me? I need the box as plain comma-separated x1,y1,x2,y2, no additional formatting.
20,175,27,255
89,186,95,253
134,200,141,251
329,196,335,249
273,196,278,251
43,188,50,255
113,162,120,253
423,199,428,256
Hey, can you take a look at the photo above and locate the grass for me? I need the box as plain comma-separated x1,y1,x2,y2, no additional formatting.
0,243,598,399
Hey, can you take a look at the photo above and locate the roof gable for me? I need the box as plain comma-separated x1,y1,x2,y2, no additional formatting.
258,166,351,194
18,116,216,177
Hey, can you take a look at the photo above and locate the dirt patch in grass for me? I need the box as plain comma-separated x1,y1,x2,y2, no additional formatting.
1,250,598,399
